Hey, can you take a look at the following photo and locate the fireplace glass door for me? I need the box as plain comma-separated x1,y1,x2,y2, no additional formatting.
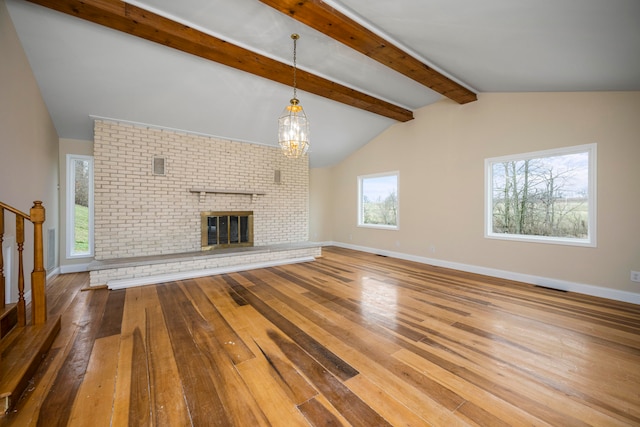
201,211,253,249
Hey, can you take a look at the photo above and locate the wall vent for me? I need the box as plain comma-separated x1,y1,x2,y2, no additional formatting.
153,157,166,176
274,170,281,184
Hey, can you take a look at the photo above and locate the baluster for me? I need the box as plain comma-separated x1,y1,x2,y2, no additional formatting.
30,201,46,325
0,209,4,311
16,215,25,327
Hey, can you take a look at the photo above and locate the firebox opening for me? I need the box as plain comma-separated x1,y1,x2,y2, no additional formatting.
201,211,254,250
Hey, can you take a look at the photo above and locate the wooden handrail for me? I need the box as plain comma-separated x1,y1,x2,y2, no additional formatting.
0,201,47,326
0,202,30,220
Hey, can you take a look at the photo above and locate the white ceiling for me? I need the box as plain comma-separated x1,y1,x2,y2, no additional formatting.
6,0,640,167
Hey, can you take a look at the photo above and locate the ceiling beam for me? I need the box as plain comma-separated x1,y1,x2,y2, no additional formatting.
24,0,414,122
259,0,477,104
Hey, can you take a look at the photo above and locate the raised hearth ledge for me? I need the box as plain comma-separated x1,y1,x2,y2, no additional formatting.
88,242,322,290
106,257,314,290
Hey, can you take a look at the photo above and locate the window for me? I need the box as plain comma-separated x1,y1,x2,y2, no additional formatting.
485,144,596,246
358,172,399,229
67,155,94,258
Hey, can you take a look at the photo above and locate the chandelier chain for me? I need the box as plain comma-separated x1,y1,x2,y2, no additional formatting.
292,35,298,100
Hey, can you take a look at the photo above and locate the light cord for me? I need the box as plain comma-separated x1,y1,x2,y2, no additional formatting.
292,34,298,100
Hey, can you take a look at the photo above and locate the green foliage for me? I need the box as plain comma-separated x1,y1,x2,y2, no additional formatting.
363,192,397,226
74,159,90,207
74,204,89,252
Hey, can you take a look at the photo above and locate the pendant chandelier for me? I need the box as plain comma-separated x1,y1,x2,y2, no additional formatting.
278,34,310,158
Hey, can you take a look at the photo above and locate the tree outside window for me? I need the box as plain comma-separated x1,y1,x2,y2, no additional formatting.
485,144,596,246
358,172,399,229
67,155,94,257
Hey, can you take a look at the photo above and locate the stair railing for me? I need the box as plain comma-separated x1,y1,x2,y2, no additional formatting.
0,201,47,326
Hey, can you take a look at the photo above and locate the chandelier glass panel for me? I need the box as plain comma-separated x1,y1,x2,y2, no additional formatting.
278,34,310,158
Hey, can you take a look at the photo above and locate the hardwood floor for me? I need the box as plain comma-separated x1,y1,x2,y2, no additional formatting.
3,246,640,426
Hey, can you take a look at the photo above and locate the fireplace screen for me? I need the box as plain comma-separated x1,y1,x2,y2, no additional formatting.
201,211,253,249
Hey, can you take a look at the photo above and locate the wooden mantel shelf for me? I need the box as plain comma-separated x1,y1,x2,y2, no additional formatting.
189,189,266,196
189,189,266,202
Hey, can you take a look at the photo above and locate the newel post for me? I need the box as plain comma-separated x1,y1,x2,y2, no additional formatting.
30,201,46,325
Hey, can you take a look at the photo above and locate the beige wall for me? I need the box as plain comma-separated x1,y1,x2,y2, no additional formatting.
313,92,640,297
0,0,59,298
309,167,334,242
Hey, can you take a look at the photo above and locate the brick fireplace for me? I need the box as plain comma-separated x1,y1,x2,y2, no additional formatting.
88,120,319,287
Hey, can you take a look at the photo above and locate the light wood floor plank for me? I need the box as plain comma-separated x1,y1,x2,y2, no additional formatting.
157,282,270,426
297,393,353,426
345,374,436,426
181,279,255,364
144,305,191,426
110,322,133,427
235,357,312,426
67,335,120,427
239,310,319,406
111,284,163,425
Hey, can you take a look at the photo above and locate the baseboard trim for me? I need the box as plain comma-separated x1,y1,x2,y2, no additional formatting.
328,242,640,305
60,263,91,274
46,268,60,282
106,256,316,290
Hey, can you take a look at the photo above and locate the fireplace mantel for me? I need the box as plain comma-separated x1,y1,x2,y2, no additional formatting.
189,188,266,202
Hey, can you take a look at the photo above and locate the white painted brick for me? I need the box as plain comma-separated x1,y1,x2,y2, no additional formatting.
93,120,309,258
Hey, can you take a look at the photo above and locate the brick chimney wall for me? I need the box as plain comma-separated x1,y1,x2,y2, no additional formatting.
93,120,309,260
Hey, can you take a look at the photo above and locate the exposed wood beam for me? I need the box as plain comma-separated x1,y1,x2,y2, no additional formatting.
24,0,414,122
259,0,477,104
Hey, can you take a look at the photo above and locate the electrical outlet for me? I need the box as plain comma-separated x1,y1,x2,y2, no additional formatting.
631,271,640,283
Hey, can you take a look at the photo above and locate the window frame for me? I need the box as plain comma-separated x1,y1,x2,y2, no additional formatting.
357,171,400,230
66,154,94,258
484,143,597,247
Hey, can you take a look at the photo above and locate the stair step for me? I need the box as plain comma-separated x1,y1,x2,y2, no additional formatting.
0,315,61,414
0,305,17,340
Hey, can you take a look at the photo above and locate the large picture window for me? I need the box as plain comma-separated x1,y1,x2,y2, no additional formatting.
358,172,399,229
67,155,94,258
485,144,596,246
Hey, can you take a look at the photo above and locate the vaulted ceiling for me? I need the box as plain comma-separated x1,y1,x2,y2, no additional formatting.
6,0,640,167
